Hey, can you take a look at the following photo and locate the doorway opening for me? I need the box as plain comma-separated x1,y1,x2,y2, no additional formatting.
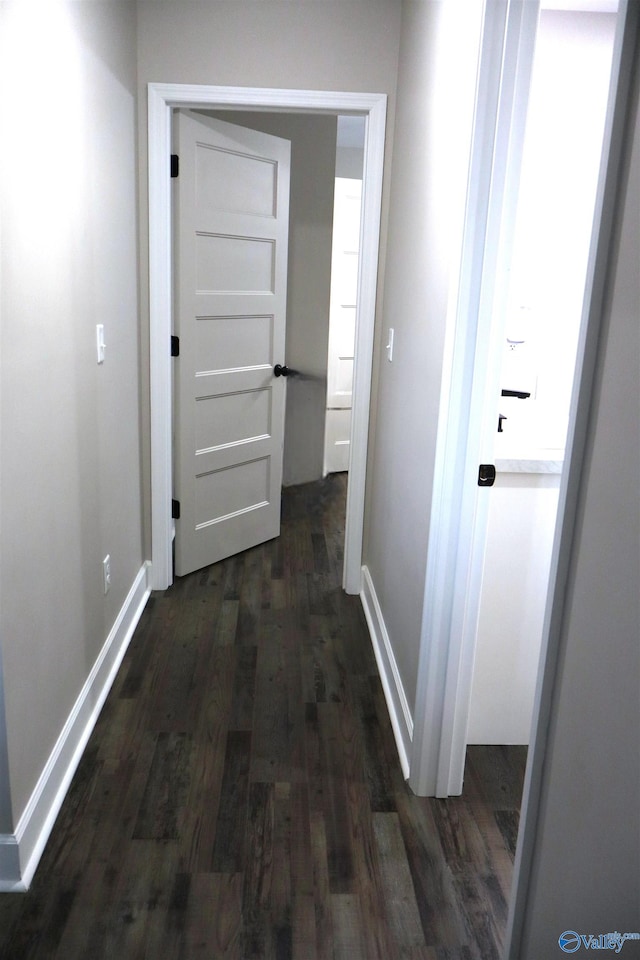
194,111,365,496
410,0,628,802
323,117,366,477
148,85,387,594
466,3,620,749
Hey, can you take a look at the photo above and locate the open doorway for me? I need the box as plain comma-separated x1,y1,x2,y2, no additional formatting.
176,109,366,575
323,117,366,477
410,0,628,802
185,112,337,479
466,3,619,748
148,85,387,595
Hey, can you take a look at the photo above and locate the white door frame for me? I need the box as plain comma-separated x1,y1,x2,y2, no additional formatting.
409,0,541,798
410,0,633,814
148,84,387,592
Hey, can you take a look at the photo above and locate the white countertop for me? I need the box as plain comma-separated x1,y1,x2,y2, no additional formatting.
496,457,563,475
494,443,564,474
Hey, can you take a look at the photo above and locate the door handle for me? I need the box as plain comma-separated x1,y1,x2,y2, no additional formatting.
274,363,297,378
501,388,530,399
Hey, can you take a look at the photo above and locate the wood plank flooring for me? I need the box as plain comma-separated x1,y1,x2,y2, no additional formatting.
0,475,527,960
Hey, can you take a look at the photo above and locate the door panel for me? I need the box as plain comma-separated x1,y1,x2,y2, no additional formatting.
174,111,290,576
324,177,362,474
195,144,278,218
195,314,273,371
196,234,275,292
326,179,361,411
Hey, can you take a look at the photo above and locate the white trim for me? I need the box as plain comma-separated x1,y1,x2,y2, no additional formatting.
148,84,387,594
360,566,412,779
409,0,540,798
0,563,151,892
0,836,21,893
0,646,14,843
439,0,541,798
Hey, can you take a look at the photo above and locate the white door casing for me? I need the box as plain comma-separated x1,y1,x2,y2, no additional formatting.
148,85,387,594
173,112,290,576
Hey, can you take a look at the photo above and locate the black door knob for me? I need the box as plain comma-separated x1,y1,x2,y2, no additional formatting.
274,364,290,377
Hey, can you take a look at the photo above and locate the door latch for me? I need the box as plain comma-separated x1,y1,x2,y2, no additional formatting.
478,464,496,487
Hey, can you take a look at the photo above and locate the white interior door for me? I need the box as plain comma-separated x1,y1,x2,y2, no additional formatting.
324,177,362,474
173,110,291,577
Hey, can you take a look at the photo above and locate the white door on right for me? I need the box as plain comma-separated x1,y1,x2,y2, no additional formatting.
323,177,362,475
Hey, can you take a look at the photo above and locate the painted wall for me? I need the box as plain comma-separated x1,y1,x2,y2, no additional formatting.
0,2,143,825
204,111,338,486
136,0,403,548
362,1,485,717
335,115,366,180
513,43,640,954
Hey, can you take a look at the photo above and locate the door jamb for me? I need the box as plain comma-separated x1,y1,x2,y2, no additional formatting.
148,84,387,592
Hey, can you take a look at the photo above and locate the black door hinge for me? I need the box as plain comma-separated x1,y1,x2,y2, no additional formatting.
172,499,181,520
171,335,180,357
171,154,179,178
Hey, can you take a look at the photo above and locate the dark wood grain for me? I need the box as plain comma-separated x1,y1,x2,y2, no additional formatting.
211,731,252,873
373,812,425,954
0,474,526,960
132,732,192,841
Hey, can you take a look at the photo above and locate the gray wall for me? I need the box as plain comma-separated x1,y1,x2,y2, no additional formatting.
204,111,338,486
0,2,143,821
335,116,366,180
335,146,365,181
136,0,403,548
512,37,640,957
362,1,485,714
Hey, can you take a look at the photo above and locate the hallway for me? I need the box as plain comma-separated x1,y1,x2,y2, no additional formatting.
0,476,525,959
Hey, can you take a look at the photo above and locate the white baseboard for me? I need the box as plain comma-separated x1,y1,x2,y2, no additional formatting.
0,835,21,893
0,562,152,892
360,565,413,778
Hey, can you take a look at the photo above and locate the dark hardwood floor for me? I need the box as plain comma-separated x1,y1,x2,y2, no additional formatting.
0,475,526,960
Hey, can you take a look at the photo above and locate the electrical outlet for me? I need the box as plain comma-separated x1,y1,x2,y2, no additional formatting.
103,555,111,594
